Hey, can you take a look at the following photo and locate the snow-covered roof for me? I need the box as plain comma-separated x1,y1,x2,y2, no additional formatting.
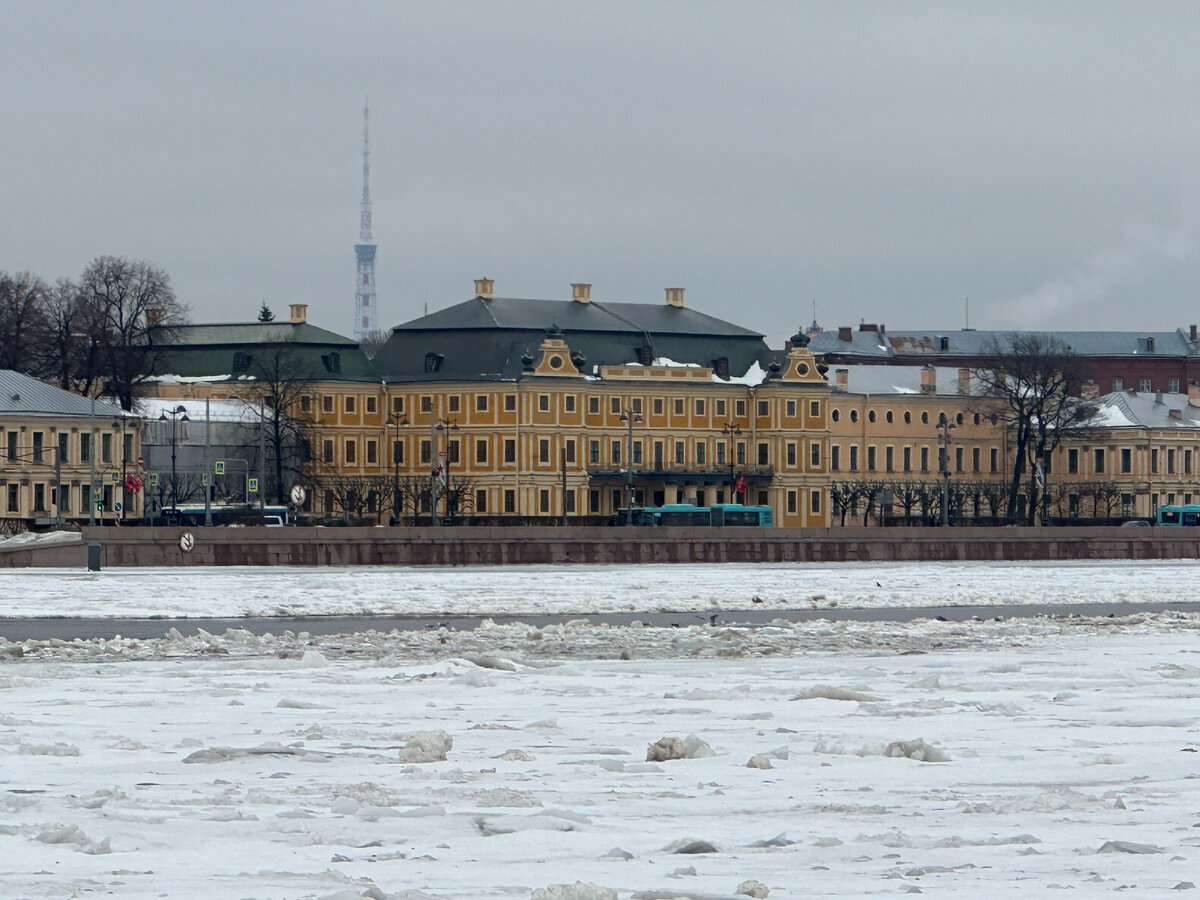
134,398,266,424
831,365,986,396
1076,390,1200,430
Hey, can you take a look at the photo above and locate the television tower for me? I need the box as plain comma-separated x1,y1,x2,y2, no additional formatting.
354,98,378,341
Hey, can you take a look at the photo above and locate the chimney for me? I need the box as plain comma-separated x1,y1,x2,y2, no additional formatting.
1155,390,1164,404
920,365,937,395
838,326,853,342
146,308,164,327
665,287,684,308
474,277,494,299
1191,324,1197,342
834,368,848,392
1081,380,1100,401
1189,382,1200,407
289,303,307,324
957,367,971,395
859,323,879,332
571,283,591,304
1170,407,1183,420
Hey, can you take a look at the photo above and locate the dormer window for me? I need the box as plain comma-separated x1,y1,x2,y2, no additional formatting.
938,336,949,351
424,353,444,373
232,352,252,373
712,357,730,379
322,352,341,374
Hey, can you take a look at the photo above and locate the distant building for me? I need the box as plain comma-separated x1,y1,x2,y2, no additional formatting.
0,370,141,525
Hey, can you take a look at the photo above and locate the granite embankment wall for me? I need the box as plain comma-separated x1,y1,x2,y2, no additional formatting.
1,525,1198,567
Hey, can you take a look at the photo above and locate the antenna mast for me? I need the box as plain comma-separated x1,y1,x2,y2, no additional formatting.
353,97,378,340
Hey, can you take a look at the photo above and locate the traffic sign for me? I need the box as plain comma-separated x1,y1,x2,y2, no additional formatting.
290,484,306,505
149,473,159,487
214,461,226,475
136,455,144,467
201,472,211,486
179,532,195,552
109,471,119,483
248,477,259,493
114,502,122,512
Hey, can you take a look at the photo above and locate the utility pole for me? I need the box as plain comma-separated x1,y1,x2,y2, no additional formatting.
619,406,642,525
938,416,955,526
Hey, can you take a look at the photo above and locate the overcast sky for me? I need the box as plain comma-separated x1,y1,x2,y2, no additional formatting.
4,1,1200,345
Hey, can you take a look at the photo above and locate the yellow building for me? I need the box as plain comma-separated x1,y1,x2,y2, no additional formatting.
1,370,142,526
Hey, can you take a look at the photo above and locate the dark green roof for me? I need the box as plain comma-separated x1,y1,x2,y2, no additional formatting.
378,296,770,382
146,321,378,383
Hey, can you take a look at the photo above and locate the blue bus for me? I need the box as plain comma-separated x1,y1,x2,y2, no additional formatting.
1155,504,1200,526
618,503,774,527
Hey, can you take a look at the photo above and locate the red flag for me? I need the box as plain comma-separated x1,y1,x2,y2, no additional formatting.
732,474,747,495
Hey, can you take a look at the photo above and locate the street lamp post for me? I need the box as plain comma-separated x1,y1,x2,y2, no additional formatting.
937,414,955,527
160,405,189,513
721,422,741,502
111,416,131,521
387,414,408,524
619,407,642,525
436,417,459,523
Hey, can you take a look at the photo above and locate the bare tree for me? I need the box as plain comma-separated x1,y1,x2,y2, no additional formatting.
80,256,188,410
0,271,50,374
356,328,391,361
972,334,1092,523
241,347,317,504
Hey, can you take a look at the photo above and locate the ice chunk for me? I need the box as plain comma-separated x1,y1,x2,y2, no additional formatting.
401,730,452,763
884,739,951,762
531,883,617,900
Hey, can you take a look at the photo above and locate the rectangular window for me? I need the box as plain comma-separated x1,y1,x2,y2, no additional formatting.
344,440,356,464
81,483,91,513
849,445,859,471
903,446,911,472
810,442,820,467
32,432,43,463
735,399,746,417
504,394,517,412
673,398,683,416
123,433,132,466
80,432,91,463
446,440,460,464
366,396,376,413
565,440,576,464
590,489,600,513
539,439,550,464
611,397,621,414
715,399,726,416
632,441,643,464
786,443,797,466
6,431,16,461
1169,377,1181,393
366,440,377,464
345,396,356,413
675,441,685,464
867,445,876,472
1068,448,1079,474
810,400,820,418
736,443,746,465
757,400,769,417
565,395,576,413
538,395,550,412
1139,378,1152,392
885,445,894,472
392,440,404,464
972,447,980,472
448,395,460,412
475,489,487,513
564,491,576,514
1094,448,1105,474
476,439,488,463
632,398,642,414
588,396,599,414
611,440,621,463
787,490,797,513
920,446,929,472
323,395,334,413
590,440,600,463
539,489,550,513
420,396,432,412
1152,448,1159,473
420,440,431,464
955,446,963,472
476,395,489,412
785,400,796,417
695,399,706,416
1121,447,1132,473
1188,450,1194,475
811,490,821,515
56,483,68,513
757,442,769,465
58,433,69,465
653,398,664,415
33,483,45,512
1112,377,1124,392
831,445,840,471
322,439,334,463
990,448,998,473
7,483,17,512
695,442,706,464
504,439,516,464
503,489,516,513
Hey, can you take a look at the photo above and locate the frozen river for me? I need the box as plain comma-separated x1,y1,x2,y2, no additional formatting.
2,562,1199,898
